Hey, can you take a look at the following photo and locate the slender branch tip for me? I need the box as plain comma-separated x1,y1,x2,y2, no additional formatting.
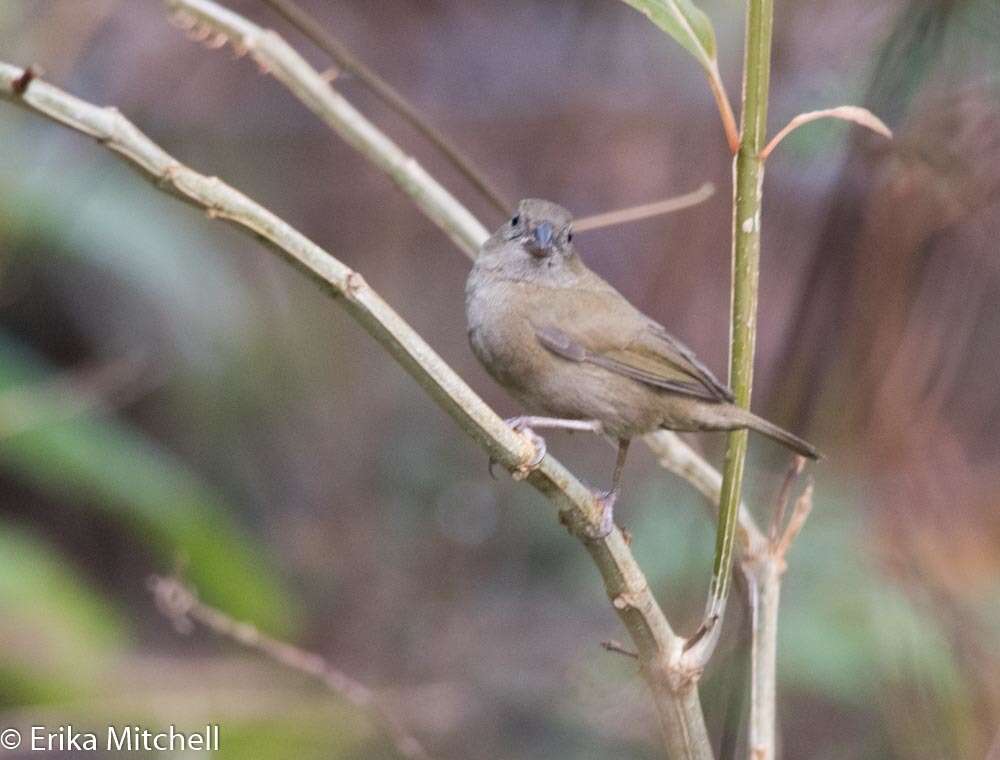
601,640,639,659
574,183,715,233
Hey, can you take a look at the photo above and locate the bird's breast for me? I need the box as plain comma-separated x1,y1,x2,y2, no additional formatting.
465,274,549,398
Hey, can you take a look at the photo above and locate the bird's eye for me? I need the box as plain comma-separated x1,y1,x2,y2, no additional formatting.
510,215,520,227
567,232,573,242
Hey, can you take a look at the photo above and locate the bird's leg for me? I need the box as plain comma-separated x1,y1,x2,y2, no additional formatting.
589,438,630,539
501,417,604,479
505,416,604,434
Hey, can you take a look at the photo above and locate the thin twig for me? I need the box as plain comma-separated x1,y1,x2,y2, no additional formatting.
258,0,510,217
149,575,430,759
573,182,715,233
767,456,805,544
773,481,813,561
0,62,711,759
601,640,639,660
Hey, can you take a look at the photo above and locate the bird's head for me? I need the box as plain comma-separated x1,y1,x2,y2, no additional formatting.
503,199,575,259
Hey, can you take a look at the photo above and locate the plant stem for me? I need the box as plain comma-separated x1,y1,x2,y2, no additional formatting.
709,0,775,623
707,61,740,154
744,559,780,760
744,479,813,760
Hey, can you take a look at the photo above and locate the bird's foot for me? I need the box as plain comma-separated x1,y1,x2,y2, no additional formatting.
504,417,547,481
583,489,618,540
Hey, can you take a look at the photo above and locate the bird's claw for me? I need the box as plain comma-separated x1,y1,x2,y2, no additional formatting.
583,489,617,540
505,417,547,480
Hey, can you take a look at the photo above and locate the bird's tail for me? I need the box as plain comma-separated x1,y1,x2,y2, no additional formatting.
740,410,820,460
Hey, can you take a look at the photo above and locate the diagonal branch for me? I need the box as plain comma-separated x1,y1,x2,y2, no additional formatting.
149,574,432,759
0,62,710,759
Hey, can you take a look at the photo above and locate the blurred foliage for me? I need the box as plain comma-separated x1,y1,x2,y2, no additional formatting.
0,526,126,704
0,331,297,633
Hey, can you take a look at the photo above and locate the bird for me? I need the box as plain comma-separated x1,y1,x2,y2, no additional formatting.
466,198,818,535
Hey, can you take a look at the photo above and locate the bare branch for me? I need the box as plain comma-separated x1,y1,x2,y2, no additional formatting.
258,0,510,217
0,61,711,758
573,183,715,233
149,575,430,759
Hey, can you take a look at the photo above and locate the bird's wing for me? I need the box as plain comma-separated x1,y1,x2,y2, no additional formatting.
643,324,734,402
536,311,733,403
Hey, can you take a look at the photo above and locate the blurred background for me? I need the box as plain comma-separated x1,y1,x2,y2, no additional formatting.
0,1,998,757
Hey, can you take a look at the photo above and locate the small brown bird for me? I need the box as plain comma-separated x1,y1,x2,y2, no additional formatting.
466,198,818,533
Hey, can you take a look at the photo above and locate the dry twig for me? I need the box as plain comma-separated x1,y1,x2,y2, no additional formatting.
149,575,430,759
601,639,639,660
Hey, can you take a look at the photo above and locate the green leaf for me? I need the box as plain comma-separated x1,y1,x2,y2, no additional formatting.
0,334,299,636
618,0,718,70
0,526,128,703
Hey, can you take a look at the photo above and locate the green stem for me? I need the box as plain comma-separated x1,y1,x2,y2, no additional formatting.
709,0,774,618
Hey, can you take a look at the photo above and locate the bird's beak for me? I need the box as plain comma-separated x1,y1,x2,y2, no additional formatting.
527,222,554,257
